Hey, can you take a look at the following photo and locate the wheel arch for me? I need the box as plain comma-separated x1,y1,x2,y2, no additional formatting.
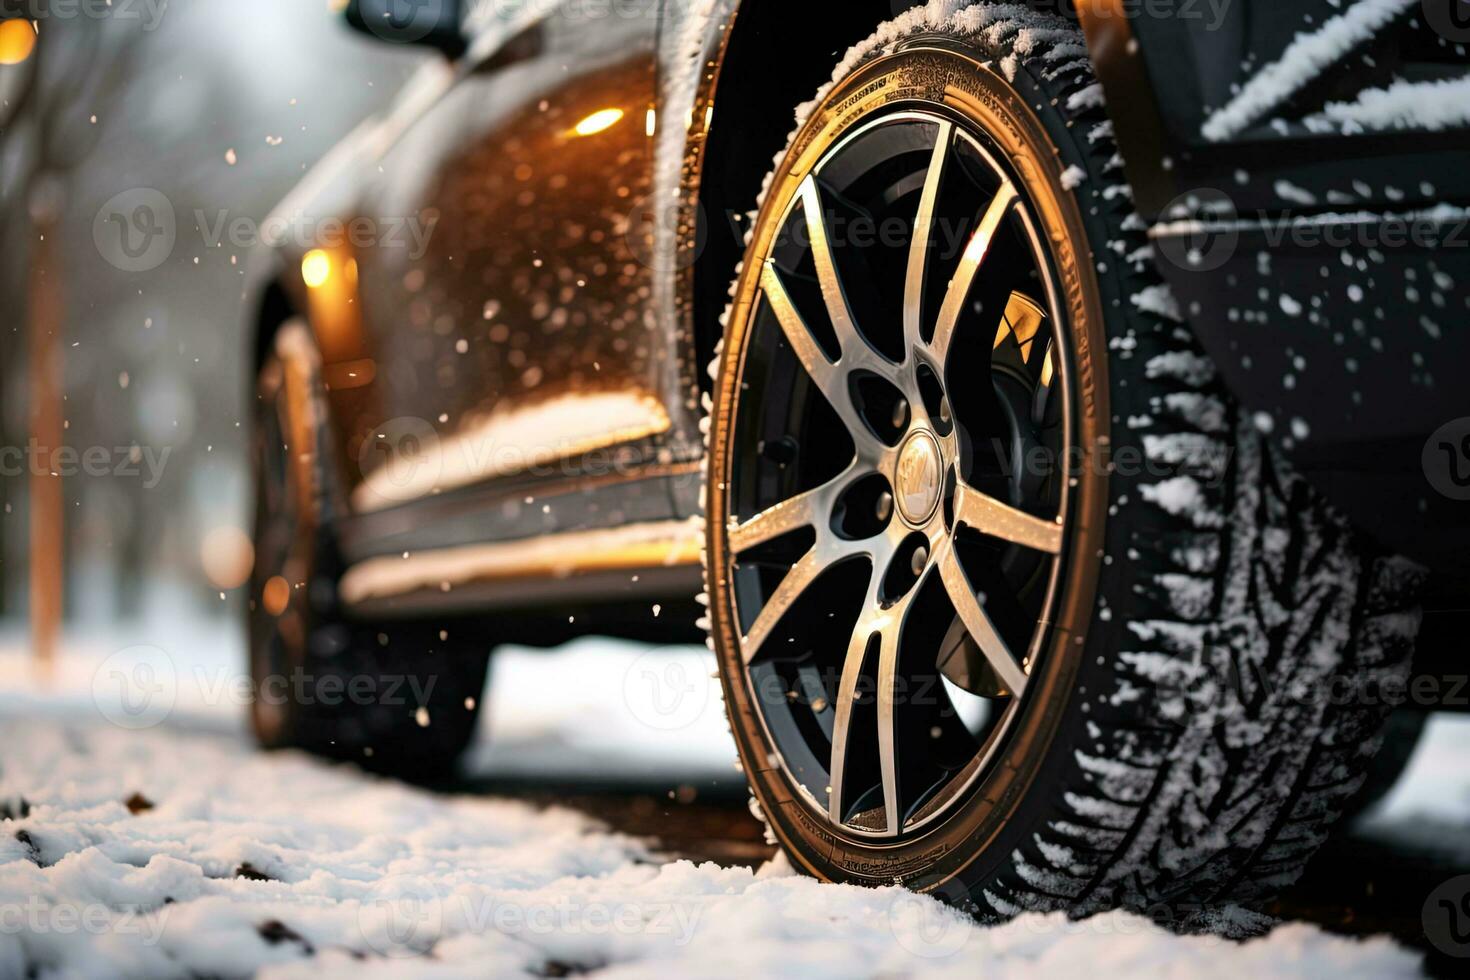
687,1,1082,395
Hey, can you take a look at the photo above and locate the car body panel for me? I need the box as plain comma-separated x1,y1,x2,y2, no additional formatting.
1076,0,1470,573
248,0,713,567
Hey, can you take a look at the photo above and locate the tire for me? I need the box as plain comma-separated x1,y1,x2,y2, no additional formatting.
703,6,1424,925
249,321,489,779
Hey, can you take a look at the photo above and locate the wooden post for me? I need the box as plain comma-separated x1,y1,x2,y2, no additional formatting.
27,178,64,677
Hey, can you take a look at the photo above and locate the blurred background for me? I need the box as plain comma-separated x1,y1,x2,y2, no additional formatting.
0,1,740,796
0,0,425,647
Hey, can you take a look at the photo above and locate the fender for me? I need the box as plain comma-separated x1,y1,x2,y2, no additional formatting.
653,0,744,449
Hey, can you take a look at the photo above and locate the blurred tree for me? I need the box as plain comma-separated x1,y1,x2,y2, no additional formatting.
0,0,421,638
0,13,139,664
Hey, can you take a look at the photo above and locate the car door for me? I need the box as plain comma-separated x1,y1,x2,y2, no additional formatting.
340,0,678,524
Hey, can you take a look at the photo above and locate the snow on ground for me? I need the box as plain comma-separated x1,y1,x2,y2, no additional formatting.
0,624,1459,978
1359,714,1470,865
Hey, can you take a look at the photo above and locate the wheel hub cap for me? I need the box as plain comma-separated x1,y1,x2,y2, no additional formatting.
895,430,943,527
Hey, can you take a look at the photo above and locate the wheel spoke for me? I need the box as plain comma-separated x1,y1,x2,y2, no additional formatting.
904,120,953,350
953,480,1063,554
727,464,855,555
827,563,908,834
937,541,1028,697
1024,332,1059,427
801,177,860,354
873,609,903,835
761,261,842,401
762,259,889,457
800,177,898,380
827,605,875,825
740,547,823,664
931,184,1017,368
740,485,892,665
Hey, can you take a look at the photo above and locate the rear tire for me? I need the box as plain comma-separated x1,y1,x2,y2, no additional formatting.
249,321,489,779
704,7,1423,924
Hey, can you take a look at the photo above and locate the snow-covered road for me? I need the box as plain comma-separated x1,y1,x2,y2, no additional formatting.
0,627,1463,978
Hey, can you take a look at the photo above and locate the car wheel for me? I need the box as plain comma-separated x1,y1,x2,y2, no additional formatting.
703,8,1424,921
249,320,489,779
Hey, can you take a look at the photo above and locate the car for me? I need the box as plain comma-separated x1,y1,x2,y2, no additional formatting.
243,0,1469,922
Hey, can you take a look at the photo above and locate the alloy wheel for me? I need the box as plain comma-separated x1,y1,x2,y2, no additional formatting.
717,109,1075,840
